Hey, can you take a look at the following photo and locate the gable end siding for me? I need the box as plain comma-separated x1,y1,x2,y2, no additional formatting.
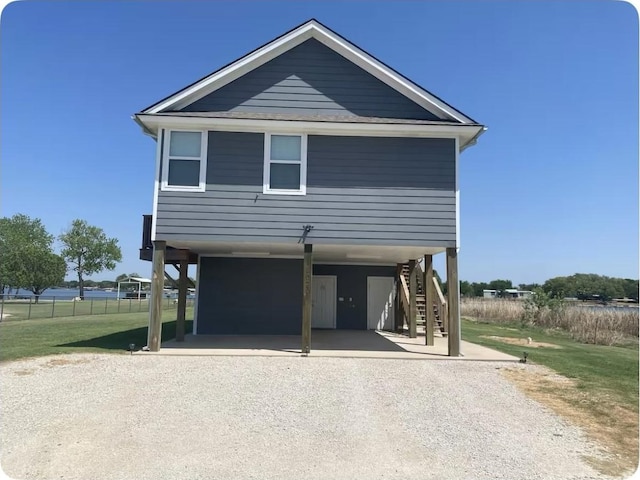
155,132,456,247
179,39,439,121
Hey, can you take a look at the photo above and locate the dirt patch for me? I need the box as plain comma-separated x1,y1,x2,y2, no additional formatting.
44,358,93,368
481,335,561,349
502,366,639,477
12,369,34,376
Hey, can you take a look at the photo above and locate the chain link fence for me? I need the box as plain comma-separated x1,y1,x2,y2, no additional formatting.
0,294,195,321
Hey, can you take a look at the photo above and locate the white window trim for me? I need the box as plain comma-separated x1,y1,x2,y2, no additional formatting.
161,129,208,192
263,133,307,195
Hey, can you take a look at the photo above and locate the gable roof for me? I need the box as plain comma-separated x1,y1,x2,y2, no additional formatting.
140,19,477,124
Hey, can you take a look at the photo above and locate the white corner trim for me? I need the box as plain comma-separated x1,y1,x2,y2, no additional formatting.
160,129,208,192
263,132,308,195
455,136,460,250
151,129,163,241
193,254,201,335
143,21,474,123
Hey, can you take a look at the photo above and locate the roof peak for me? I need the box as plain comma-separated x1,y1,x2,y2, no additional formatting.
139,20,478,124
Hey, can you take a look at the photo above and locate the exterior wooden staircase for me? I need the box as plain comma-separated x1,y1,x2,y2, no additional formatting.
399,262,448,337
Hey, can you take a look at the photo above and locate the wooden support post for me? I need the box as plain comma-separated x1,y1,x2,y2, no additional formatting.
424,254,435,346
395,263,403,332
148,240,166,352
409,259,417,338
301,244,313,354
176,253,188,342
446,248,461,356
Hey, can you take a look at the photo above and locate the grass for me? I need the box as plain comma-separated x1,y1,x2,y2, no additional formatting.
1,297,195,321
462,318,639,476
0,309,194,362
461,298,639,345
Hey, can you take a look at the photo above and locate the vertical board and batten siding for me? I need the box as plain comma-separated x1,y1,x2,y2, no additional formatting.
179,38,439,121
155,132,456,247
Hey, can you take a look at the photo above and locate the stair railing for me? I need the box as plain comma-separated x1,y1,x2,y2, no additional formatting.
399,273,411,332
432,277,448,335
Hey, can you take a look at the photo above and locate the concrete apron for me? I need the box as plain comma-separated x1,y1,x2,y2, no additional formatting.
140,330,518,361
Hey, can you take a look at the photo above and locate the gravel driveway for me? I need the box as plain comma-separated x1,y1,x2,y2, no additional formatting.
1,353,607,480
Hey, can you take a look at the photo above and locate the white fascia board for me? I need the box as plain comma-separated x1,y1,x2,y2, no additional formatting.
135,114,483,144
144,21,474,123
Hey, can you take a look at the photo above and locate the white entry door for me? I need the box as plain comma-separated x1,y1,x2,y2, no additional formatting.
312,276,337,329
367,277,395,330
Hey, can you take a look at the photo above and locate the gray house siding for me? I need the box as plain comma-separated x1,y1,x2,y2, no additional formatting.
197,257,303,335
156,132,456,247
196,258,395,334
179,39,438,121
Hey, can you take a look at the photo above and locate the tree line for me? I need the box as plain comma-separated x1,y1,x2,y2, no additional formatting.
0,214,122,302
457,275,638,302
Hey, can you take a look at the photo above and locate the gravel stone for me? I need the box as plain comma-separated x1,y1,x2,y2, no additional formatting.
0,353,609,480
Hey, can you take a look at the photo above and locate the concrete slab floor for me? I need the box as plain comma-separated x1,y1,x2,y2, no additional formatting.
141,330,518,361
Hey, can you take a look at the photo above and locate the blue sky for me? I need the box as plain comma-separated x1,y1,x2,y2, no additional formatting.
1,1,638,284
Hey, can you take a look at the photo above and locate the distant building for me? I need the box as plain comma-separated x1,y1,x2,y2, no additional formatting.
483,289,534,299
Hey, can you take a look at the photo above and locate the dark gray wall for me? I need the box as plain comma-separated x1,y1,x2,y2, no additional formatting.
180,39,438,120
196,258,395,334
156,132,456,248
314,264,396,329
197,257,302,335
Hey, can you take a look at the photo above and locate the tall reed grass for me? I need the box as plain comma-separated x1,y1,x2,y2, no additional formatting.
461,298,639,346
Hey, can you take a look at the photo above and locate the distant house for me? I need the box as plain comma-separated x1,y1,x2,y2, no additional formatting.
483,289,534,299
134,19,485,354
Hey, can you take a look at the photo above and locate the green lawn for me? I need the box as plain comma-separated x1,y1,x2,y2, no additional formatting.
0,309,193,362
462,318,639,476
462,319,638,409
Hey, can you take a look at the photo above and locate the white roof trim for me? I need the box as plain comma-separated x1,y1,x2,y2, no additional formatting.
142,20,475,123
135,113,485,149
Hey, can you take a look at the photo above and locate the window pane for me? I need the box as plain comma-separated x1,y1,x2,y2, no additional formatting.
170,131,201,157
168,159,200,187
270,135,301,161
270,163,300,190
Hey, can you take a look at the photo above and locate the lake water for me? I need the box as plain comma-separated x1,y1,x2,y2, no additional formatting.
6,288,193,299
8,288,121,299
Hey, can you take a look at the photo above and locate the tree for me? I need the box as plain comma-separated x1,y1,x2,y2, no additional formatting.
460,280,473,297
543,273,630,302
518,283,540,291
470,282,489,297
622,279,639,301
59,220,122,299
115,272,140,283
488,279,513,292
0,214,58,297
16,247,66,302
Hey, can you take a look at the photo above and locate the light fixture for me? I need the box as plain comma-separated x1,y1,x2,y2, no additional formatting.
231,251,270,256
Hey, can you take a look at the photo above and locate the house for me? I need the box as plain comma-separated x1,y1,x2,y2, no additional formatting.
133,19,485,355
483,289,534,299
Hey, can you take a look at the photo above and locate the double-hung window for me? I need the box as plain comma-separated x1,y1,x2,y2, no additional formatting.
263,133,307,195
161,129,207,191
